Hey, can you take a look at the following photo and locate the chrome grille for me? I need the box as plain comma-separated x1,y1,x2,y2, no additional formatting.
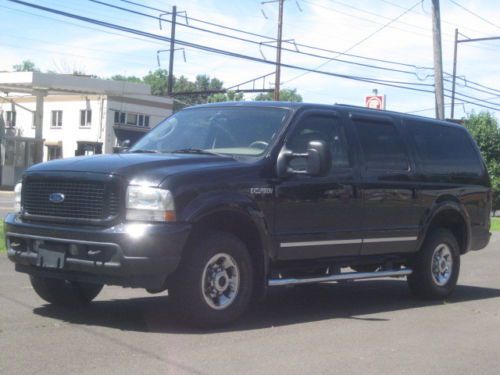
23,179,120,221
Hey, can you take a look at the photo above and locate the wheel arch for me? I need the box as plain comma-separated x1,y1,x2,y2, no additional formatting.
421,199,471,255
180,193,272,299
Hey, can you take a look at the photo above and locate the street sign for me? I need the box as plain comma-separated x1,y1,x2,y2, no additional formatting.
365,95,385,110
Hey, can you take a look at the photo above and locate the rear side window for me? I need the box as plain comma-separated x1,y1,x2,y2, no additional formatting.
406,120,481,175
355,120,409,171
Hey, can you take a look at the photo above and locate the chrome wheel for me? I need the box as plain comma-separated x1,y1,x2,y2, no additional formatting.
431,243,453,286
201,253,240,310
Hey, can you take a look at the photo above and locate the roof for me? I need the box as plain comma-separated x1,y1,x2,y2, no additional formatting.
0,71,152,96
187,101,461,128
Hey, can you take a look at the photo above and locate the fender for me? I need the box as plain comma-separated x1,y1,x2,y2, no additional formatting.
418,197,472,253
179,191,274,287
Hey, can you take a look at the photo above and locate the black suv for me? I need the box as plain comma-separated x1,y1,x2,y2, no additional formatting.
5,102,491,327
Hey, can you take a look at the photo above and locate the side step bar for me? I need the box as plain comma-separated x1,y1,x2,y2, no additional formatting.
268,268,413,287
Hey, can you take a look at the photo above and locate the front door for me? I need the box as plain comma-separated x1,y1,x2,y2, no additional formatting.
273,110,363,260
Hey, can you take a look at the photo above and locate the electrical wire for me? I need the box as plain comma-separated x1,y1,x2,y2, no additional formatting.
448,0,500,31
283,0,423,84
6,0,436,92
88,0,429,79
114,0,433,71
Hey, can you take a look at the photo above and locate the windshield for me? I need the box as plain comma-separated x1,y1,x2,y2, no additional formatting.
130,107,290,157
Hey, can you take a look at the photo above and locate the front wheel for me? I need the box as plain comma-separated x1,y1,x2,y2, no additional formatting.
407,228,460,299
30,276,103,306
169,231,254,328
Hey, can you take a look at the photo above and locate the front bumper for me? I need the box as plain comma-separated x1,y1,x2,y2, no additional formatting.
4,213,191,289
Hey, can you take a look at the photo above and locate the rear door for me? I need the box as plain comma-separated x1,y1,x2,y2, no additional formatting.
273,109,363,260
349,112,420,255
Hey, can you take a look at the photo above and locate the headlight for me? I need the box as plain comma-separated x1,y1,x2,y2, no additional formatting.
14,182,22,213
126,185,176,222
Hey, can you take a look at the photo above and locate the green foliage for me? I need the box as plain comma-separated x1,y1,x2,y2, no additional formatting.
464,111,500,212
110,74,142,83
254,88,303,102
491,217,500,231
111,70,244,111
12,60,40,72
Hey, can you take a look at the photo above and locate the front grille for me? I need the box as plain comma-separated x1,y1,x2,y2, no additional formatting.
23,179,120,221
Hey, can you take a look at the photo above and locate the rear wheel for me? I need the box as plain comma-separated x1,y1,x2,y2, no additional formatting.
407,228,460,299
169,231,254,328
30,276,103,306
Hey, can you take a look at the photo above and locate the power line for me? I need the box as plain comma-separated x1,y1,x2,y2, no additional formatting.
283,0,423,85
6,0,436,91
0,4,166,47
89,0,430,79
448,0,500,31
114,0,434,71
109,0,500,96
6,0,500,113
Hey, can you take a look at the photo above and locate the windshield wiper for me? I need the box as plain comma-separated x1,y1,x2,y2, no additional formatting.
129,149,159,154
170,148,223,156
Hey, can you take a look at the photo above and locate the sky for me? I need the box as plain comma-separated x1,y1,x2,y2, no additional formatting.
0,0,499,119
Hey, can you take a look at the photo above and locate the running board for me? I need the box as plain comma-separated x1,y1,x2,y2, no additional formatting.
268,269,413,287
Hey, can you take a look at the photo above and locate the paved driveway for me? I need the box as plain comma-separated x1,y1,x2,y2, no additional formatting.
0,234,499,375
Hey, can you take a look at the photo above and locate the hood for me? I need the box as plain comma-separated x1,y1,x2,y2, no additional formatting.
26,153,239,186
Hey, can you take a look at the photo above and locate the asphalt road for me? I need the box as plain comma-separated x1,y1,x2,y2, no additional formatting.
0,233,499,375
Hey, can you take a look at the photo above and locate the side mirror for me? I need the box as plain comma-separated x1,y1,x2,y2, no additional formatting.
121,139,131,149
112,139,131,154
276,140,331,178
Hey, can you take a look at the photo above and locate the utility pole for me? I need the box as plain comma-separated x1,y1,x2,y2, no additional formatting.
274,0,284,101
450,31,500,119
167,5,177,96
451,28,459,119
431,0,445,120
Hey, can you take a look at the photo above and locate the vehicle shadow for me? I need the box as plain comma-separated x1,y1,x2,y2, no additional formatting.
33,280,500,334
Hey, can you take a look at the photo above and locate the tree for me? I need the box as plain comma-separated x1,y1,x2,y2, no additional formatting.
12,60,40,72
111,69,244,111
254,88,303,102
464,111,500,213
110,74,142,83
143,69,169,96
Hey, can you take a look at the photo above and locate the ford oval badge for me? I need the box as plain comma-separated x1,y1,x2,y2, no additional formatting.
49,193,65,204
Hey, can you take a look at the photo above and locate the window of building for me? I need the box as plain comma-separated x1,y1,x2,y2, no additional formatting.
80,110,92,127
355,120,409,171
138,114,144,127
287,114,351,171
120,112,126,124
5,110,16,127
114,110,120,124
145,115,150,128
51,110,63,128
127,113,138,126
47,145,62,160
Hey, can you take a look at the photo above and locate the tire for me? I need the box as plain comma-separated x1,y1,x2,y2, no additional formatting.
407,228,460,300
169,231,254,328
30,276,103,306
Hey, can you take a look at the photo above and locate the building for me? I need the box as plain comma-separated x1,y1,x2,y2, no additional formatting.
0,72,173,187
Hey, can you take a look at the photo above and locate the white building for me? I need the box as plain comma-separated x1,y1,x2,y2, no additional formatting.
0,72,173,187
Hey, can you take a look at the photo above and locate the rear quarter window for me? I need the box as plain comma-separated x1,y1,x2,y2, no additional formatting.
406,120,482,176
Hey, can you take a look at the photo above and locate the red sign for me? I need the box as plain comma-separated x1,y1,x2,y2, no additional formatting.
365,95,385,110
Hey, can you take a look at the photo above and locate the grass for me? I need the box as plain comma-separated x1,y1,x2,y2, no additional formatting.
0,224,5,253
491,217,500,232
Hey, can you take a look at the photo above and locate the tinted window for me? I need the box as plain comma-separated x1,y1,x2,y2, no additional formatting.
287,114,351,170
355,120,409,171
406,120,481,175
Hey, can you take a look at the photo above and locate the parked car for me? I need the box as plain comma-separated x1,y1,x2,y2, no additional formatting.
5,102,492,327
